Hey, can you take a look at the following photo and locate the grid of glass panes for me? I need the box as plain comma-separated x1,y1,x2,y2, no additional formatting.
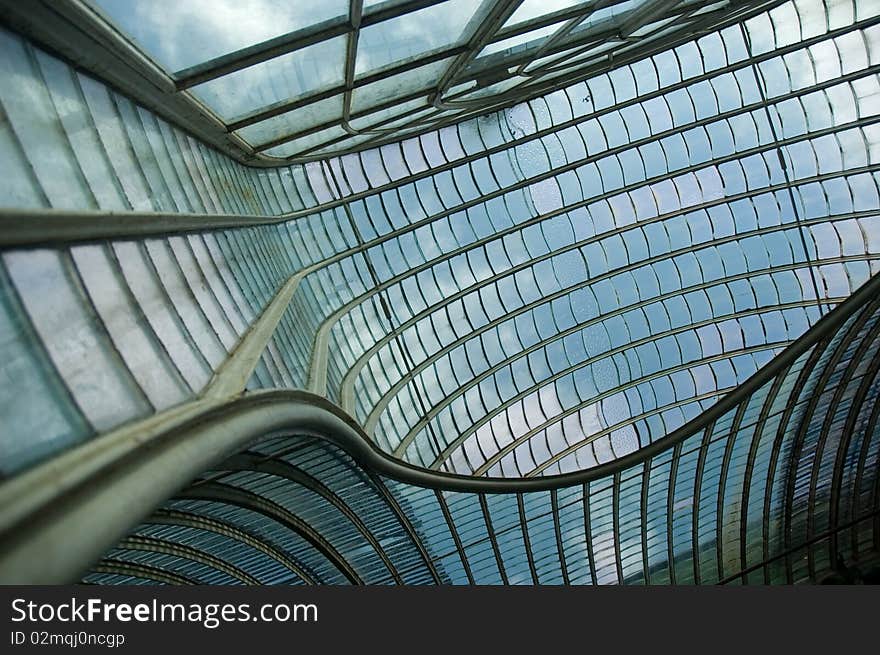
84,295,880,584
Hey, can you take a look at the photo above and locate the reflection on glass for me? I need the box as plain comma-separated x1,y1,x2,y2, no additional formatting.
503,0,588,28
352,58,454,113
264,124,350,158
572,0,650,35
349,98,432,132
237,95,345,146
354,0,479,75
479,22,564,58
94,0,349,71
190,36,347,120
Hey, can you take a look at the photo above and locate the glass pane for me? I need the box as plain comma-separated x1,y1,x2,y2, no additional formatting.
237,95,345,146
349,97,431,131
264,124,350,157
479,22,563,58
0,263,90,475
190,36,347,120
355,0,477,76
93,0,349,72
573,0,650,35
526,39,622,73
504,0,588,27
457,76,523,100
629,15,679,38
352,57,454,113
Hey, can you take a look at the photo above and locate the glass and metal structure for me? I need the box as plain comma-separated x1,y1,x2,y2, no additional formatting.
0,0,785,161
0,0,878,584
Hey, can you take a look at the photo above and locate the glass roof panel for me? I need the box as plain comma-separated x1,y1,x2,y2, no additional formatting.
352,57,454,113
526,38,622,73
478,22,564,58
310,132,385,156
349,97,432,132
628,15,679,38
573,0,650,33
457,75,523,100
189,36,347,121
6,0,877,492
503,0,588,28
264,124,351,157
354,0,478,76
91,0,349,72
236,95,345,148
6,0,880,588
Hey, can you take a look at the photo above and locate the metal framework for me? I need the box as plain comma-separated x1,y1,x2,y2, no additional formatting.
0,0,878,584
0,0,784,162
77,273,880,583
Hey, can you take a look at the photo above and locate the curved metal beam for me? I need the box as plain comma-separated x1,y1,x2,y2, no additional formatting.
361,472,445,584
807,317,880,569
0,269,878,584
780,301,873,581
735,359,792,583
115,535,261,585
148,508,319,584
220,453,405,583
89,559,199,586
757,330,829,582
848,362,880,558
434,489,474,584
177,481,363,584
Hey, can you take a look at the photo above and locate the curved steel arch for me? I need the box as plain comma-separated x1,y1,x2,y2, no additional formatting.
219,452,407,583
90,560,200,586
0,0,878,586
111,535,262,585
0,266,877,583
147,508,321,584
176,481,365,585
